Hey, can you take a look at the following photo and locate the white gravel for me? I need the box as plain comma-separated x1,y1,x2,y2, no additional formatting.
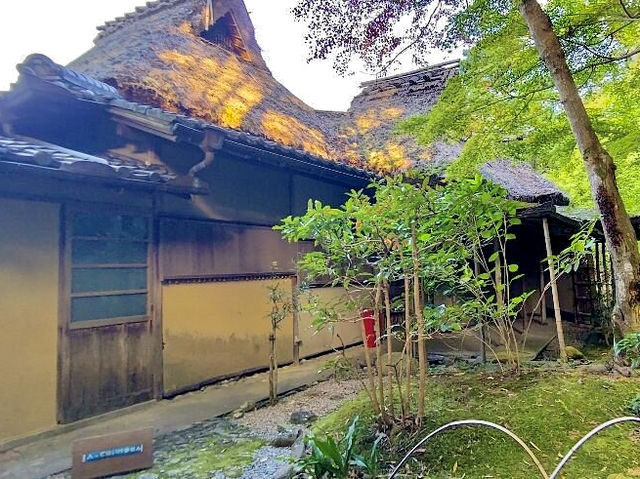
238,378,364,439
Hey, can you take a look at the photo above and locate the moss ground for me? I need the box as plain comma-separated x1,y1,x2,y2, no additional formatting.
314,365,640,478
127,419,264,479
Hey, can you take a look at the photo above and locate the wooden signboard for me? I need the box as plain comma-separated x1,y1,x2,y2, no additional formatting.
71,428,154,479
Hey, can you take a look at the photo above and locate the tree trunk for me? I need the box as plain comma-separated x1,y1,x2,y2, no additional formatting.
404,272,412,418
269,332,277,406
520,0,640,334
373,283,388,422
383,281,395,418
412,224,426,422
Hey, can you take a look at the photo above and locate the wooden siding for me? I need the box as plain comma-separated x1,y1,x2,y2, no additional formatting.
61,322,154,422
159,218,301,279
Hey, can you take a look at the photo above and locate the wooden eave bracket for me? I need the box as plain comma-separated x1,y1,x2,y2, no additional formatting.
109,107,179,141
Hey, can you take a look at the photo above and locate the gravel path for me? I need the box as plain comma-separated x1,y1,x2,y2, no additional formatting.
49,378,364,479
238,379,364,440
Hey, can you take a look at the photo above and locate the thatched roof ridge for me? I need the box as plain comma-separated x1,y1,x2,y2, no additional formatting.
480,160,569,206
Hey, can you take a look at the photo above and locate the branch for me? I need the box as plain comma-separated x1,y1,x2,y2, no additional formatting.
375,0,443,76
619,0,640,19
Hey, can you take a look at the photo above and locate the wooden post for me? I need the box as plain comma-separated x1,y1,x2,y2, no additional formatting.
543,218,568,363
539,262,548,325
291,276,300,365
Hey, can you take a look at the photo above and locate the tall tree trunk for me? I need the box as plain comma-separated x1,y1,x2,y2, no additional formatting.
269,332,277,406
520,0,640,334
373,283,388,423
412,224,426,422
404,271,412,418
383,280,395,418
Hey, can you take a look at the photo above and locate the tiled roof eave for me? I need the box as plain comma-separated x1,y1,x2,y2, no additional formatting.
0,159,206,195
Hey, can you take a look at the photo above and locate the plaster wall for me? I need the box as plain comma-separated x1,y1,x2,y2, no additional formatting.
162,278,294,395
298,287,363,359
0,198,59,444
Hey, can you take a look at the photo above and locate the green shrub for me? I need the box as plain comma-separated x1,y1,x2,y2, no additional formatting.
628,394,640,416
615,332,640,369
296,416,382,478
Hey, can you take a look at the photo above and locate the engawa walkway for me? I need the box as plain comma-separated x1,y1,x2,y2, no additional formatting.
0,347,364,479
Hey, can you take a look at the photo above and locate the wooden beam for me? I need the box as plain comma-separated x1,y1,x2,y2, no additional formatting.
543,218,568,363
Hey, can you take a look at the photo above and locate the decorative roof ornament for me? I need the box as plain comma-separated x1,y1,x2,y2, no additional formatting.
204,0,214,29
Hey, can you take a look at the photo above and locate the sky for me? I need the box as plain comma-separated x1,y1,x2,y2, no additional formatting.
0,0,452,111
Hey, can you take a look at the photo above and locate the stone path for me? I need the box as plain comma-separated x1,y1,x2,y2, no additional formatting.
47,379,364,479
0,347,365,479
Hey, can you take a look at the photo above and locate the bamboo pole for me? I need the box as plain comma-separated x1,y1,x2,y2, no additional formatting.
602,243,611,303
595,242,602,297
269,332,277,405
543,218,568,363
372,283,387,421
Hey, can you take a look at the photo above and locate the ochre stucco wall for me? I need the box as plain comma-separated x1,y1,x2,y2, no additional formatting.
162,278,294,395
298,287,363,359
0,198,59,444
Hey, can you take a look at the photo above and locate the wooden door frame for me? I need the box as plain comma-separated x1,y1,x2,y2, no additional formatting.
56,201,159,423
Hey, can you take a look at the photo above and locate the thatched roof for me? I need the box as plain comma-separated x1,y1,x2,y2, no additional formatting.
68,0,462,173
480,160,569,206
69,0,349,163
7,0,568,205
0,134,205,194
339,61,461,171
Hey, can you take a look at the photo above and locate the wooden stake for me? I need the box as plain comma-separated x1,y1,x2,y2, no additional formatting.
539,262,548,324
292,276,300,366
543,218,568,363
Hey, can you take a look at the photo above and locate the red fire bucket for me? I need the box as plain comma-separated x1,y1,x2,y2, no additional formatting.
361,309,377,348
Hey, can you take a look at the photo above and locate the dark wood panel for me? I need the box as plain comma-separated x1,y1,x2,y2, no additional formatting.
159,219,304,279
62,322,153,423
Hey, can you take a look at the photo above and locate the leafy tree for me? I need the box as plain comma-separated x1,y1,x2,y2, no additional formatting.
293,0,640,333
277,175,532,423
266,284,294,406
